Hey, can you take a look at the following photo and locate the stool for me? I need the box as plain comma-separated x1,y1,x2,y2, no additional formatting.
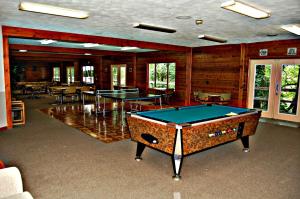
12,101,25,126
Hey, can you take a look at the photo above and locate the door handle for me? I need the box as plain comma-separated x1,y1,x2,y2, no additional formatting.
275,82,279,95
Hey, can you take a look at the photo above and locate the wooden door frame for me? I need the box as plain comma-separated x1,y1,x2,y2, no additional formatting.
110,64,126,89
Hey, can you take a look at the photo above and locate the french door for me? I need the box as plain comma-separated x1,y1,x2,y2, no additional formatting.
111,64,126,90
66,66,75,84
248,59,300,122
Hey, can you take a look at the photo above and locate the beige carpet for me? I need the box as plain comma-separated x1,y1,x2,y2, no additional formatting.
0,96,299,199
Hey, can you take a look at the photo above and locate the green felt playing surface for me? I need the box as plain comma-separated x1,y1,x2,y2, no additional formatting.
137,105,250,124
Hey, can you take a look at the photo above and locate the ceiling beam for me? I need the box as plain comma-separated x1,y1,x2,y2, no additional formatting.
11,57,81,62
3,26,190,52
9,44,135,56
11,51,93,60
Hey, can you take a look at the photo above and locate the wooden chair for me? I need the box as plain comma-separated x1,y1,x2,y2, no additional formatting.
129,101,154,112
63,87,79,102
194,91,232,105
162,89,174,105
49,87,63,103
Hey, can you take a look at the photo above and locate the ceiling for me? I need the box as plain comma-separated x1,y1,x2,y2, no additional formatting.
0,0,299,47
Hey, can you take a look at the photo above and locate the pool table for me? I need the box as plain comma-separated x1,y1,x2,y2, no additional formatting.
126,104,261,180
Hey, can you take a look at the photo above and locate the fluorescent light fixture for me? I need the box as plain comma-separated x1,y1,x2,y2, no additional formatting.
133,23,176,33
82,43,100,48
175,16,192,20
121,47,139,51
281,24,300,35
40,39,56,45
221,0,270,19
84,53,92,56
19,49,28,52
198,35,227,43
19,1,89,19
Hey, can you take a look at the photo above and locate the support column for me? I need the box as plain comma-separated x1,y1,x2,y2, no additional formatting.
73,60,79,82
2,36,12,128
97,56,103,89
238,44,247,107
185,48,192,105
132,55,137,87
60,62,64,83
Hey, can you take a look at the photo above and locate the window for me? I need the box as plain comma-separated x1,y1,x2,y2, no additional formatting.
53,67,60,82
82,65,94,84
66,66,75,84
148,63,176,89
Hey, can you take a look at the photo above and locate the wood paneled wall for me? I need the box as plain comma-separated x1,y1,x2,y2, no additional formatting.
11,61,52,82
25,64,51,82
192,39,300,107
192,45,241,106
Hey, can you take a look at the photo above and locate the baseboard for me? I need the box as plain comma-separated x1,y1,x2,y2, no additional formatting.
260,118,300,128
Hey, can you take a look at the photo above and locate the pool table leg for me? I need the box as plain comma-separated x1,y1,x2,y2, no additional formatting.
241,136,250,152
172,154,183,181
135,142,146,161
172,128,183,181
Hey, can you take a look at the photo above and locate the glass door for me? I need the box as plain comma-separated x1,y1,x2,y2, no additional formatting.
66,66,74,85
120,66,126,87
248,60,275,118
112,66,118,89
111,64,126,89
248,59,300,122
273,60,300,122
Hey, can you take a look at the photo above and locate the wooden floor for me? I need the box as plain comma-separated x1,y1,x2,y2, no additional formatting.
40,102,172,143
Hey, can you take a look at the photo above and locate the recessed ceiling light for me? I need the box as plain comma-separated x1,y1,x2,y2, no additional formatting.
175,16,192,20
281,24,300,35
19,49,28,52
121,47,139,51
195,19,203,25
84,53,92,56
19,1,89,19
82,43,101,48
133,23,176,33
40,39,56,45
221,0,270,19
198,35,227,43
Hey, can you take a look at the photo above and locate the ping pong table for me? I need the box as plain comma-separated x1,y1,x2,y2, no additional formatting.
97,90,162,115
82,89,162,116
